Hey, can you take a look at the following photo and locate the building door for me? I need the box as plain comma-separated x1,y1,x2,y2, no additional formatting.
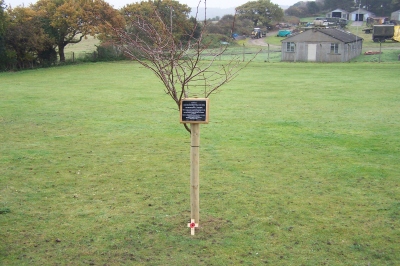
308,44,317,61
356,14,364,21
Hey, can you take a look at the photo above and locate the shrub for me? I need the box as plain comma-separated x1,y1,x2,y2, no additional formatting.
95,42,126,61
202,33,233,48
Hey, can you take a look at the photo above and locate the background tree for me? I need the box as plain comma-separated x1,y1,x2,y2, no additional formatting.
283,15,300,25
0,0,7,70
306,1,320,15
4,6,52,69
323,0,354,11
285,4,308,17
206,14,253,36
236,0,284,27
32,0,124,62
315,0,325,8
364,0,392,16
121,0,194,44
392,0,400,11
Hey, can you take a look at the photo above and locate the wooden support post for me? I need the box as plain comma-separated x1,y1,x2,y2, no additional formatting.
190,123,200,225
180,98,208,235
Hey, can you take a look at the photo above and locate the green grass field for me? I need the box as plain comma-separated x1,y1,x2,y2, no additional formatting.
1,61,399,265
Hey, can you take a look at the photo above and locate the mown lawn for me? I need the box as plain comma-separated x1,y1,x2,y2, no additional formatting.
1,61,399,265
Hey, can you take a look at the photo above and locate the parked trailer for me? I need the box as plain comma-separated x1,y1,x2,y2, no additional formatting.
313,20,328,27
314,17,347,28
372,25,400,42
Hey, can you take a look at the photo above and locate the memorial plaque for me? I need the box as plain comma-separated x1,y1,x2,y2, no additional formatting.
180,98,209,124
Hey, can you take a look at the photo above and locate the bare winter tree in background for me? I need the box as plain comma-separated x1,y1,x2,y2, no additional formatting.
112,0,256,133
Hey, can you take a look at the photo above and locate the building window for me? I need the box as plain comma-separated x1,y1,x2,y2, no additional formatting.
286,42,295,52
330,43,339,54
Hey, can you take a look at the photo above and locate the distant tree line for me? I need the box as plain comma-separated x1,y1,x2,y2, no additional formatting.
0,0,285,72
286,0,400,18
0,0,201,71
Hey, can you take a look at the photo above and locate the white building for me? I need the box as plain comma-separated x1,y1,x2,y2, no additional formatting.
349,8,375,22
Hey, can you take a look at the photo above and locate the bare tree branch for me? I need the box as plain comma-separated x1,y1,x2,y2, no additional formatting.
110,0,258,133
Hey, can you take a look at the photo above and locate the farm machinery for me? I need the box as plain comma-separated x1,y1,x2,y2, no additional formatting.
251,28,267,39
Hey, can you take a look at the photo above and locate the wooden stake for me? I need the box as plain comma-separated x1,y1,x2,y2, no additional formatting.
190,123,200,226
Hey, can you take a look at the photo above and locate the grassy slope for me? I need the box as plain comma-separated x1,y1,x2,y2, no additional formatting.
64,36,100,53
0,62,399,265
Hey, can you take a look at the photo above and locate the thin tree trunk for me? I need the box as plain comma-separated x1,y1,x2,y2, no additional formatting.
58,44,66,62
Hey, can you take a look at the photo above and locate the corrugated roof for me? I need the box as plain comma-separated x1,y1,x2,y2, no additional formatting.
316,28,362,43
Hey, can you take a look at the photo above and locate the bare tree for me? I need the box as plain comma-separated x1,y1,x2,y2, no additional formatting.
112,0,256,133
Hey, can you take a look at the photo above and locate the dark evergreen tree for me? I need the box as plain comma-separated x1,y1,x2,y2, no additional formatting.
307,1,320,15
0,0,7,70
324,0,354,11
392,0,400,11
363,0,392,16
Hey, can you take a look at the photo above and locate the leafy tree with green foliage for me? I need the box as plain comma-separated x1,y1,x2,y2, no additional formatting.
206,14,253,36
4,6,53,69
285,1,324,18
121,0,197,44
32,0,124,62
285,5,308,17
236,0,283,27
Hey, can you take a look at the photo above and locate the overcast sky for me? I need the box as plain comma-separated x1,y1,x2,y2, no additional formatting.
5,0,305,9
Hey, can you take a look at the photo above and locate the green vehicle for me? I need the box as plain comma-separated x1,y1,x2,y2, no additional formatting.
277,30,291,37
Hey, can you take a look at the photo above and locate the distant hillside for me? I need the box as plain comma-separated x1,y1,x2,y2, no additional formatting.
190,5,289,20
189,7,235,20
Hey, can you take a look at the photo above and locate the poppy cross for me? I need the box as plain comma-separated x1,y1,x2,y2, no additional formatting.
187,219,199,235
